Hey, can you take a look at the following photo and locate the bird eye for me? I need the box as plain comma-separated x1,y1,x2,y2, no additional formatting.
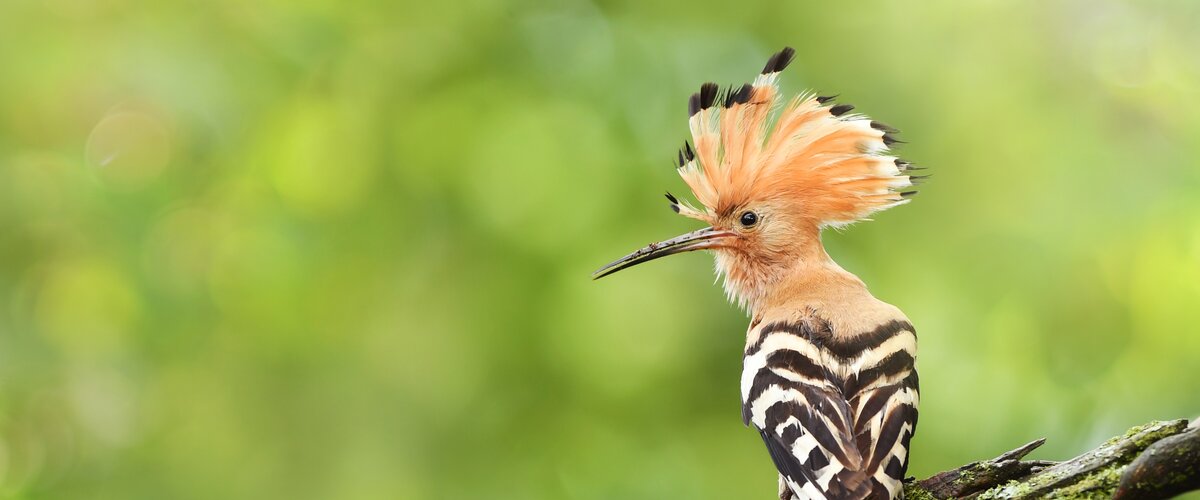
739,211,759,227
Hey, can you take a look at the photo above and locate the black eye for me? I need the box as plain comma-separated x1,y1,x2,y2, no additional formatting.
739,211,759,227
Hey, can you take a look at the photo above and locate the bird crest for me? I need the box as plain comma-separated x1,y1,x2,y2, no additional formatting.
669,47,921,229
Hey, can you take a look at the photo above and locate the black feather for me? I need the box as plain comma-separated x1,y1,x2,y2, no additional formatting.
816,95,838,104
761,47,796,74
758,429,821,495
665,192,681,213
775,47,796,72
870,121,899,133
699,82,719,109
677,142,695,166
725,83,753,107
900,190,919,198
688,93,701,117
882,133,904,146
829,104,854,117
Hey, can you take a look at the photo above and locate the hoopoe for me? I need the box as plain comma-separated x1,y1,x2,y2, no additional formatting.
594,48,922,500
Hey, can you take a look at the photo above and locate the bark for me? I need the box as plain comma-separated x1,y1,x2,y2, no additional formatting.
903,419,1200,499
1113,426,1200,500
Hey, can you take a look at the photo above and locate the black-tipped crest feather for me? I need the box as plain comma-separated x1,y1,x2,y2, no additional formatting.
677,141,695,167
724,83,754,107
761,47,796,74
699,83,719,109
870,121,899,133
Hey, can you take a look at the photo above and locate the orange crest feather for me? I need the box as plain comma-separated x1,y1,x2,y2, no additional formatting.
671,48,920,227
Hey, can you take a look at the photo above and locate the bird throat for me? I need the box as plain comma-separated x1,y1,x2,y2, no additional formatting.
715,240,836,314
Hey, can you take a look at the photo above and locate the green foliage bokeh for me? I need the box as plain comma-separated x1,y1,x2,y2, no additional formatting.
1,0,1199,498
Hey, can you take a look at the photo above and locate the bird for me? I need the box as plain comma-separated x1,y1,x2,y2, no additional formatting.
593,47,922,500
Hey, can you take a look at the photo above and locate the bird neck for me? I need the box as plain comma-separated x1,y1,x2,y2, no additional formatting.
749,259,901,344
721,238,863,315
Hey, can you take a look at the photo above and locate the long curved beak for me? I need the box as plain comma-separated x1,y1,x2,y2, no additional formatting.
592,226,733,279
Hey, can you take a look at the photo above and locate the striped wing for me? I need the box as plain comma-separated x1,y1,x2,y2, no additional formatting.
742,320,919,500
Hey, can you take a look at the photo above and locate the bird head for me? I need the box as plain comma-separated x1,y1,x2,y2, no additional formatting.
595,48,922,309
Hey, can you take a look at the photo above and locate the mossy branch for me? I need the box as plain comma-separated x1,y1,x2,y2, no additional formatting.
903,419,1200,499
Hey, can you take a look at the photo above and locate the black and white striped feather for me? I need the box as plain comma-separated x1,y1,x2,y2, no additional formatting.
742,318,919,500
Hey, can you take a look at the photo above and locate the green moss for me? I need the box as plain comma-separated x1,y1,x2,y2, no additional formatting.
979,462,1075,498
1049,465,1125,499
1102,420,1187,449
902,483,937,500
971,479,1021,497
977,479,1024,499
974,465,1126,499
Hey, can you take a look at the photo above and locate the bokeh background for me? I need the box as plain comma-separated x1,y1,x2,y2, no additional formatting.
1,0,1199,498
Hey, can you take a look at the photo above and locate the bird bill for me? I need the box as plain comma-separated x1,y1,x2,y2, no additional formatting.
592,226,732,279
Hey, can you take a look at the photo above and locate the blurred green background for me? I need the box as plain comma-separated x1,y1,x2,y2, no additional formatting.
1,0,1199,498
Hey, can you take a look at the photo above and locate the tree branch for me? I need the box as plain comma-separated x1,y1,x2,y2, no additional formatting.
904,419,1200,499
